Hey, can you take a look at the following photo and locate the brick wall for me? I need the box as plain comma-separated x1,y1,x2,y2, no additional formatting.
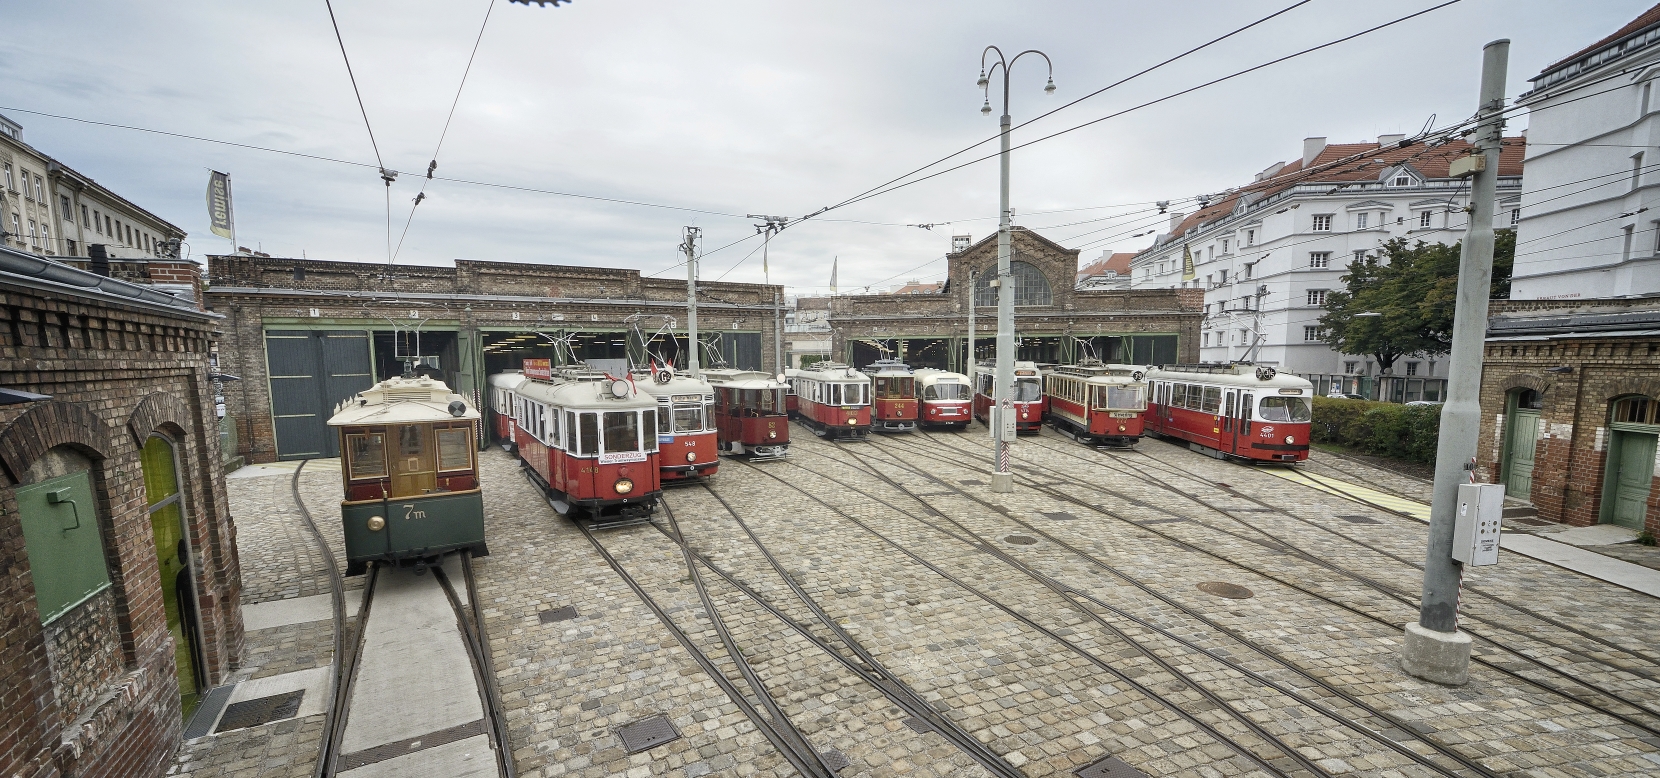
0,278,242,778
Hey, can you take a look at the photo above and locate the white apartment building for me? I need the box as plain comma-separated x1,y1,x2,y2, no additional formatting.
0,112,185,262
1512,5,1660,299
1129,134,1523,400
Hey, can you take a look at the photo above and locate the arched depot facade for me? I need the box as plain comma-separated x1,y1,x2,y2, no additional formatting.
830,228,1203,370
1478,300,1660,537
0,245,242,778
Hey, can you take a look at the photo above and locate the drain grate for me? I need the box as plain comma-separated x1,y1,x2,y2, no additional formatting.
1076,755,1147,778
1042,511,1077,521
539,605,579,623
960,479,985,486
1003,535,1038,546
215,690,304,733
903,716,935,733
820,747,852,772
618,715,680,754
1197,581,1255,599
1337,514,1379,524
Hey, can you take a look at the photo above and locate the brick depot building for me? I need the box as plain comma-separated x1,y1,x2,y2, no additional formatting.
1479,298,1660,536
207,254,782,463
0,246,242,778
829,228,1202,368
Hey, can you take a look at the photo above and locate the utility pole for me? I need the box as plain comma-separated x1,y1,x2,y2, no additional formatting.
966,269,977,373
749,215,790,375
1400,38,1508,687
682,226,701,378
978,46,1055,494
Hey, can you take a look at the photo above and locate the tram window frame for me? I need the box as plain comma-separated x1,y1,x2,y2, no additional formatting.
1258,395,1311,422
436,426,473,472
1108,385,1143,410
346,432,388,480
1202,386,1222,414
643,410,659,451
602,411,640,453
565,411,578,452
579,412,598,456
1171,383,1188,408
658,402,674,434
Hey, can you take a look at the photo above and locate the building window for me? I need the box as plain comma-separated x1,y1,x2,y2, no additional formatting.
1634,152,1646,191
1344,361,1358,374
1405,361,1419,376
66,239,76,255
1221,238,1229,253
1218,269,1228,283
1157,262,1166,274
1238,329,1251,346
104,214,111,235
1353,250,1367,264
1246,229,1255,245
1419,210,1432,228
80,204,89,226
1623,224,1636,262
1355,213,1369,230
39,223,49,254
58,195,70,221
1203,332,1211,347
1307,289,1328,306
1303,326,1327,342
19,171,30,200
1240,296,1252,310
1392,174,1412,187
973,258,1052,306
2,163,10,190
1312,214,1332,231
1309,252,1330,268
1510,208,1519,226
9,214,18,243
26,219,36,246
33,176,42,201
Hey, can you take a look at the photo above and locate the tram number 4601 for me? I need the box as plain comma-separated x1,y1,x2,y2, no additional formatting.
402,504,428,521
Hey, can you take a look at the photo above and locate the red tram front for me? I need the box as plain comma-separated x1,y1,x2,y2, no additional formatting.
973,361,1046,433
1143,364,1312,462
788,362,871,440
914,368,972,429
1044,362,1147,446
862,359,918,433
637,368,718,482
507,371,663,520
783,368,801,419
703,368,790,458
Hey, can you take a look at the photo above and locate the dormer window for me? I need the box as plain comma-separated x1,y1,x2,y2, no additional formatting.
1392,174,1412,187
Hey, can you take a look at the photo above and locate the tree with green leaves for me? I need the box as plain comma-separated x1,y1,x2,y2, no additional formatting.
1319,229,1514,374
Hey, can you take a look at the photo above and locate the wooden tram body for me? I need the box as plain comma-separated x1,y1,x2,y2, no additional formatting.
972,360,1047,433
488,370,526,447
636,369,719,482
505,370,663,520
1144,364,1313,462
702,368,791,458
913,368,972,429
1043,362,1148,446
330,376,487,576
787,362,872,440
862,359,918,433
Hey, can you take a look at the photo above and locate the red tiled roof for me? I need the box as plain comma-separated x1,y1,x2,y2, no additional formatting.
892,282,941,294
1077,252,1135,280
1540,3,1660,76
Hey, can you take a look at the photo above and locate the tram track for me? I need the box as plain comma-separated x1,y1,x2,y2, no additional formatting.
892,431,1660,742
289,459,351,778
732,449,1325,778
777,440,1497,778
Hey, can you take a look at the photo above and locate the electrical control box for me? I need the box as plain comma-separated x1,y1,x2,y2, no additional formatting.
1452,483,1504,566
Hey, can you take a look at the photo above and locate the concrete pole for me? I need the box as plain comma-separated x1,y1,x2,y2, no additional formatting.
684,226,701,379
967,269,976,374
991,109,1015,493
1401,38,1508,687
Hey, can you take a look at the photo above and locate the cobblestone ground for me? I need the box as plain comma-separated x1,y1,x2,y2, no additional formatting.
170,461,356,778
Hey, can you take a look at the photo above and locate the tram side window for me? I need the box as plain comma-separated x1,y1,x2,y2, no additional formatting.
347,433,387,479
1202,387,1222,414
659,403,674,433
1171,383,1187,409
578,413,599,455
603,411,641,453
565,411,578,452
827,383,840,406
644,410,658,450
437,427,472,471
550,410,561,447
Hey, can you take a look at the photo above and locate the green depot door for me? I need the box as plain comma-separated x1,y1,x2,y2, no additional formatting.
1605,430,1657,530
1505,409,1540,499
142,436,204,718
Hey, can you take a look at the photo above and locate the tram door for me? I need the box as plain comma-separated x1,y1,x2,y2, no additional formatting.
1238,392,1254,448
1223,391,1238,454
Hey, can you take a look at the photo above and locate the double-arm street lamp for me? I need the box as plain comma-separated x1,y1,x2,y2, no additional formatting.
978,45,1054,493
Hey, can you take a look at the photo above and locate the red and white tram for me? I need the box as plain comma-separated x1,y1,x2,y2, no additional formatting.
488,369,526,448
783,368,801,418
637,367,718,482
1044,361,1147,446
788,361,871,440
505,369,663,520
973,361,1046,433
1144,364,1313,462
703,368,790,458
862,359,918,433
914,369,972,429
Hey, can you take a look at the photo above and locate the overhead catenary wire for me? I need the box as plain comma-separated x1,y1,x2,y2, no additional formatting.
321,0,399,265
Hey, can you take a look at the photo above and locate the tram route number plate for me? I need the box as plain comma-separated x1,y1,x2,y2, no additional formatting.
598,451,649,465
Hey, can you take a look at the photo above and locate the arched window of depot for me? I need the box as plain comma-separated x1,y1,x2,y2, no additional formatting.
973,259,1052,307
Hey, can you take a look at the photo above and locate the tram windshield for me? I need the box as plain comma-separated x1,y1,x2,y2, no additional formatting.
738,389,783,415
1103,385,1145,410
923,382,970,401
874,376,915,399
1258,396,1311,422
1014,378,1043,402
673,403,704,432
827,382,868,406
603,410,646,452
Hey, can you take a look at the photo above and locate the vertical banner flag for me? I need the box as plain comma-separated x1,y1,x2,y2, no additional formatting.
206,171,234,240
829,256,838,295
1181,244,1196,281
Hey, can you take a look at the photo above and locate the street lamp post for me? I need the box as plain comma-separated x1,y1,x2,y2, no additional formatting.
978,46,1055,493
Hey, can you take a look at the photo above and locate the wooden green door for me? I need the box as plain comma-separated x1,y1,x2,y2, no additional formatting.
1505,409,1539,499
1605,430,1657,530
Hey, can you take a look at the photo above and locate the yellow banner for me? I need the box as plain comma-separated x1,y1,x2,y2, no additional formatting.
1181,244,1196,281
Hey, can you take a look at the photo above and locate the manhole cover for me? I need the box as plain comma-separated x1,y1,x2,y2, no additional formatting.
1337,515,1378,524
1076,755,1148,778
903,716,934,733
618,715,680,754
1004,535,1037,546
1042,512,1077,521
820,747,852,772
1197,581,1255,599
216,690,304,733
539,605,578,623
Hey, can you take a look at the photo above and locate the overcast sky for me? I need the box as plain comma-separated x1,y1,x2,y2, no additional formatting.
3,0,1651,295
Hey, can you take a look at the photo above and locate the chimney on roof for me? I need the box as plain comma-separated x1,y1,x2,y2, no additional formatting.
1302,137,1327,167
1254,161,1285,182
1167,212,1186,234
1378,133,1406,147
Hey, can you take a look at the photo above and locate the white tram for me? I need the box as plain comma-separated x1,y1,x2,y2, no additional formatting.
1144,363,1313,462
788,361,872,440
487,370,526,448
635,367,718,482
504,368,664,520
914,368,972,429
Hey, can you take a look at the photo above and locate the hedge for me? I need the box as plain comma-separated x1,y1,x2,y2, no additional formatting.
1310,396,1443,465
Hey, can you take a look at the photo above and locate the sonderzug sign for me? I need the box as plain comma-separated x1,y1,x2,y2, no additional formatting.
523,358,552,381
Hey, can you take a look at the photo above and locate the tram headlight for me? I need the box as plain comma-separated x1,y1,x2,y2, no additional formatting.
847,417,857,425
366,515,386,532
685,451,697,463
614,477,635,495
1021,412,1029,419
768,431,777,439
1118,424,1127,432
1285,435,1295,445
